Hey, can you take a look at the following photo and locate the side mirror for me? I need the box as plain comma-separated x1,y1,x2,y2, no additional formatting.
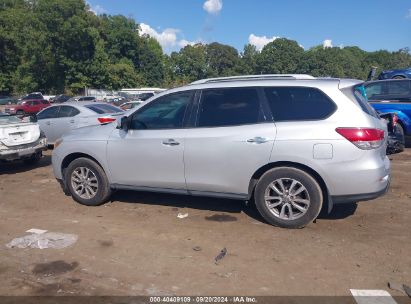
29,115,38,123
117,116,129,131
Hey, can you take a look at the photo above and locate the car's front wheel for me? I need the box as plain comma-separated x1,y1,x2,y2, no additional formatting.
65,157,112,206
254,167,323,229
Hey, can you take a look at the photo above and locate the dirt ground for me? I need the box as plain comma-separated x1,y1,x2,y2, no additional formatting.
0,148,410,297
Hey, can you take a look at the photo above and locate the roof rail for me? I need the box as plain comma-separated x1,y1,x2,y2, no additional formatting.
191,74,315,85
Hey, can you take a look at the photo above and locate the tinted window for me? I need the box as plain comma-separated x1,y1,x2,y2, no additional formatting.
198,88,262,127
130,91,192,130
264,87,336,121
37,107,59,119
84,104,123,114
58,106,80,118
365,82,385,100
387,81,411,97
32,100,41,105
41,100,49,105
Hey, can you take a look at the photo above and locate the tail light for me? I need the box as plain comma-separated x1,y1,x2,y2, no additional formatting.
392,114,398,127
336,128,385,150
98,117,116,124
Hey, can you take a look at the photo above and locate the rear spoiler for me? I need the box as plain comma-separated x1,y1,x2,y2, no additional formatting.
338,79,363,89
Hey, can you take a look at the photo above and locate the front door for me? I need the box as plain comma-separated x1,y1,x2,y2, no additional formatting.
107,90,194,190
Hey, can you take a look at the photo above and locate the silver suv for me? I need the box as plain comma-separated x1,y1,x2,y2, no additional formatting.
52,75,391,228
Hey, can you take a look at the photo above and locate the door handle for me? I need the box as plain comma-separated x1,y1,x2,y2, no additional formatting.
246,137,269,144
162,139,180,146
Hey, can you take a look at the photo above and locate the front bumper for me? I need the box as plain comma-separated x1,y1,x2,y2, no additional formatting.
0,137,47,161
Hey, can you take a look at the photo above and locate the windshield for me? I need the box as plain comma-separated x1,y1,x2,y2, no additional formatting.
0,115,23,125
84,104,123,114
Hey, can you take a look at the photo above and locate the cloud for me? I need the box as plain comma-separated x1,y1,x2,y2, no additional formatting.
248,34,279,51
139,23,197,52
203,0,223,15
88,4,106,15
323,39,333,48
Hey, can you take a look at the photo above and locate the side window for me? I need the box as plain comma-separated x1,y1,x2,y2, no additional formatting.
264,87,336,121
37,107,59,120
387,81,411,97
197,88,262,127
129,91,192,130
58,106,80,118
41,100,49,105
365,83,385,100
32,100,41,105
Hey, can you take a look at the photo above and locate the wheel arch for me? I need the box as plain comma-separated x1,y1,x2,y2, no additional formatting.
61,153,106,177
248,161,330,211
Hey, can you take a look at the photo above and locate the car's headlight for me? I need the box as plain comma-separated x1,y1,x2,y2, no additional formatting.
54,138,63,149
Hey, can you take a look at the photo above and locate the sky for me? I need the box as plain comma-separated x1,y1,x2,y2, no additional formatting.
87,0,411,54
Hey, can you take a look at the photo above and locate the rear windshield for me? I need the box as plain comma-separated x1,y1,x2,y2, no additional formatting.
84,104,123,114
341,84,379,118
0,115,22,125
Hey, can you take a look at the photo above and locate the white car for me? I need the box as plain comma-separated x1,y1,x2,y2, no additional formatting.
0,114,47,163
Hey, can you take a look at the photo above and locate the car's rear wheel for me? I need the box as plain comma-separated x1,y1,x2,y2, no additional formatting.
65,157,111,206
393,75,405,79
254,167,323,229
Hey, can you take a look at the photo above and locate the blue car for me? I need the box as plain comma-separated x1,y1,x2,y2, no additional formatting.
364,79,411,136
378,67,411,79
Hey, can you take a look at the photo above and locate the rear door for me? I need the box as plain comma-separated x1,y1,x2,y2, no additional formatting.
37,106,60,143
184,87,276,197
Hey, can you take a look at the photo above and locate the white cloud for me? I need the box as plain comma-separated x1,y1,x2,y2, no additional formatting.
203,0,223,15
89,4,106,15
323,39,333,48
248,34,279,51
139,23,197,52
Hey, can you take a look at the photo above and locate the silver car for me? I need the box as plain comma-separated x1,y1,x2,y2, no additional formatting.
52,75,391,228
37,102,124,145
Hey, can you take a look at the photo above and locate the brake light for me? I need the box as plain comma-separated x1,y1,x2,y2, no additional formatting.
336,128,385,150
98,117,116,124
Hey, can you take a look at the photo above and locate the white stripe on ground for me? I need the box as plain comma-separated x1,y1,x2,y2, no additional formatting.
350,289,398,304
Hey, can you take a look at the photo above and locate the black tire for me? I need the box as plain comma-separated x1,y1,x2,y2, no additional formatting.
392,76,405,79
23,151,42,165
254,167,323,229
64,157,112,206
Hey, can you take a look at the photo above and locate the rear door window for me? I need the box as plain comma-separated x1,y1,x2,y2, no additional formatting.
58,106,80,117
197,88,264,127
387,81,411,100
263,87,336,121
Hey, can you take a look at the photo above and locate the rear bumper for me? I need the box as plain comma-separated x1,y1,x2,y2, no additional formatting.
331,175,390,204
0,137,47,161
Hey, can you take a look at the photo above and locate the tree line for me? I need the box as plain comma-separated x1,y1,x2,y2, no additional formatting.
1,0,410,96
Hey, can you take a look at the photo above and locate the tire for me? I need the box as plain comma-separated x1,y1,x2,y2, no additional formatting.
23,151,42,165
254,167,323,229
64,157,112,206
392,76,405,79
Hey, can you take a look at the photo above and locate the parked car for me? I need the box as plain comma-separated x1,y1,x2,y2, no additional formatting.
5,99,51,115
0,113,47,163
50,94,71,103
37,102,124,145
379,112,405,155
119,101,143,111
378,67,411,80
364,79,411,136
20,92,44,101
0,96,17,105
52,74,390,229
66,96,97,103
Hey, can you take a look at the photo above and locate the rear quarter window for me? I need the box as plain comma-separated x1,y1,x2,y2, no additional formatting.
263,87,336,121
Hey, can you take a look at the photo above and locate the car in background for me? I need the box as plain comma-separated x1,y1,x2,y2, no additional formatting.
378,67,411,80
0,113,47,163
50,94,71,103
119,101,143,111
52,74,390,229
20,92,44,101
36,102,124,145
0,96,17,105
5,99,51,115
66,96,97,103
364,79,411,136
